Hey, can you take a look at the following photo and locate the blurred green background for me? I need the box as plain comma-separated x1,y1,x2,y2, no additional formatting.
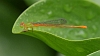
0,0,57,56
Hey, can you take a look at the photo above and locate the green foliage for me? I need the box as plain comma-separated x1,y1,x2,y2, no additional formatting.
87,50,100,56
12,0,100,56
0,0,56,56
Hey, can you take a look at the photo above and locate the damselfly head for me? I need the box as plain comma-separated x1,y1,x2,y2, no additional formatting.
20,22,25,27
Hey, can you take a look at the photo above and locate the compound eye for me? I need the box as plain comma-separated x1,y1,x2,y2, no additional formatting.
20,22,25,26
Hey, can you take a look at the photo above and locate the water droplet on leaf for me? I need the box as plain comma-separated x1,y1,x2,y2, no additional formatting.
60,32,63,35
48,28,51,31
75,20,80,25
47,11,52,15
76,47,85,52
24,13,28,16
75,30,86,38
79,30,85,35
92,25,97,31
40,9,45,13
64,4,72,12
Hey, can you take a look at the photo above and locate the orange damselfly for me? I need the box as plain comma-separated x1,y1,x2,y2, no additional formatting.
20,18,87,31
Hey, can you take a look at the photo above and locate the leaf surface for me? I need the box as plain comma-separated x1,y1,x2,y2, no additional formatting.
12,0,100,56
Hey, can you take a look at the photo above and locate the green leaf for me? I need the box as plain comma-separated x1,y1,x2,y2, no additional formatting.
88,0,100,6
12,0,100,56
87,50,100,56
0,1,55,56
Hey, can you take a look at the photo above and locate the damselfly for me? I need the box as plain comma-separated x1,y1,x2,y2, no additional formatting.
20,18,87,31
